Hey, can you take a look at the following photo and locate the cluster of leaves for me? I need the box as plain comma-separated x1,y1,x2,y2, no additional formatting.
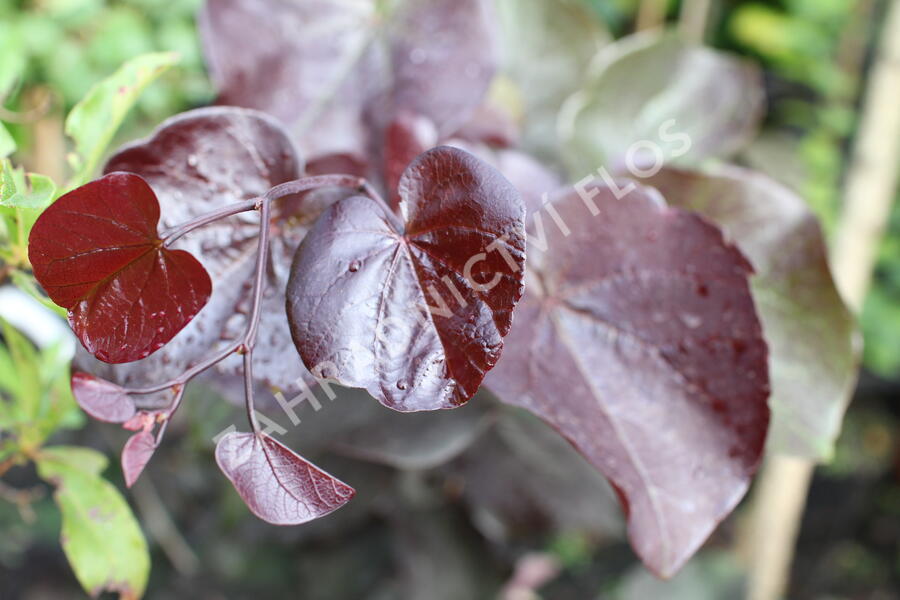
16,0,861,594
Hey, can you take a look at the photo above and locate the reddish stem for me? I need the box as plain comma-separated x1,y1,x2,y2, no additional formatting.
125,174,382,433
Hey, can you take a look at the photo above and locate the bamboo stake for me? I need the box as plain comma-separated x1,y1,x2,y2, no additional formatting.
636,0,668,31
679,0,714,43
746,2,900,599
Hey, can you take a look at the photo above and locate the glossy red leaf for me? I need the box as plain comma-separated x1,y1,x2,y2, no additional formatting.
122,430,156,488
29,173,211,363
485,181,770,577
287,146,525,412
79,107,312,399
215,431,354,525
70,372,136,423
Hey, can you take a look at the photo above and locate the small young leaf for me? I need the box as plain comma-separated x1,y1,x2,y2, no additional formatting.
122,430,157,488
486,181,770,577
28,172,212,363
66,52,179,185
71,372,136,423
36,446,150,599
287,146,525,411
215,431,355,525
559,32,764,175
637,166,860,460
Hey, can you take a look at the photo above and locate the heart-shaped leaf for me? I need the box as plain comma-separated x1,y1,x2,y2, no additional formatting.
637,166,859,460
77,107,312,401
486,181,770,577
70,372,136,423
122,430,157,488
287,146,525,412
215,431,354,525
29,172,212,363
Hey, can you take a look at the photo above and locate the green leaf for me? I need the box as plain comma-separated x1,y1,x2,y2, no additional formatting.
1,318,40,422
559,32,765,175
0,159,16,203
0,123,14,158
0,23,25,101
0,314,81,449
0,160,56,209
638,166,861,461
65,51,179,186
36,446,150,599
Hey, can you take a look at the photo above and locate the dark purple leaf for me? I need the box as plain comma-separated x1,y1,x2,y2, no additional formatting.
215,431,354,524
485,181,770,577
386,0,497,138
637,166,859,459
287,146,525,412
70,372,136,423
447,141,563,220
28,173,211,363
199,0,496,163
82,107,312,397
122,430,156,488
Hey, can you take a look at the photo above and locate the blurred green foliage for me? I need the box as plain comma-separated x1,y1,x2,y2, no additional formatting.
0,0,212,157
724,0,900,379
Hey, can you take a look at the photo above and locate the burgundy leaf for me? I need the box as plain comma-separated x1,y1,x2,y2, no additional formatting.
215,431,354,525
122,430,157,488
449,141,563,220
485,181,770,577
387,0,498,138
80,107,311,398
637,166,858,459
200,0,374,162
287,146,525,412
70,372,136,423
199,0,496,163
29,173,211,363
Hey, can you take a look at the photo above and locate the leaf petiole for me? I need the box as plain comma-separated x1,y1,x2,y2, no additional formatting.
129,174,388,431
